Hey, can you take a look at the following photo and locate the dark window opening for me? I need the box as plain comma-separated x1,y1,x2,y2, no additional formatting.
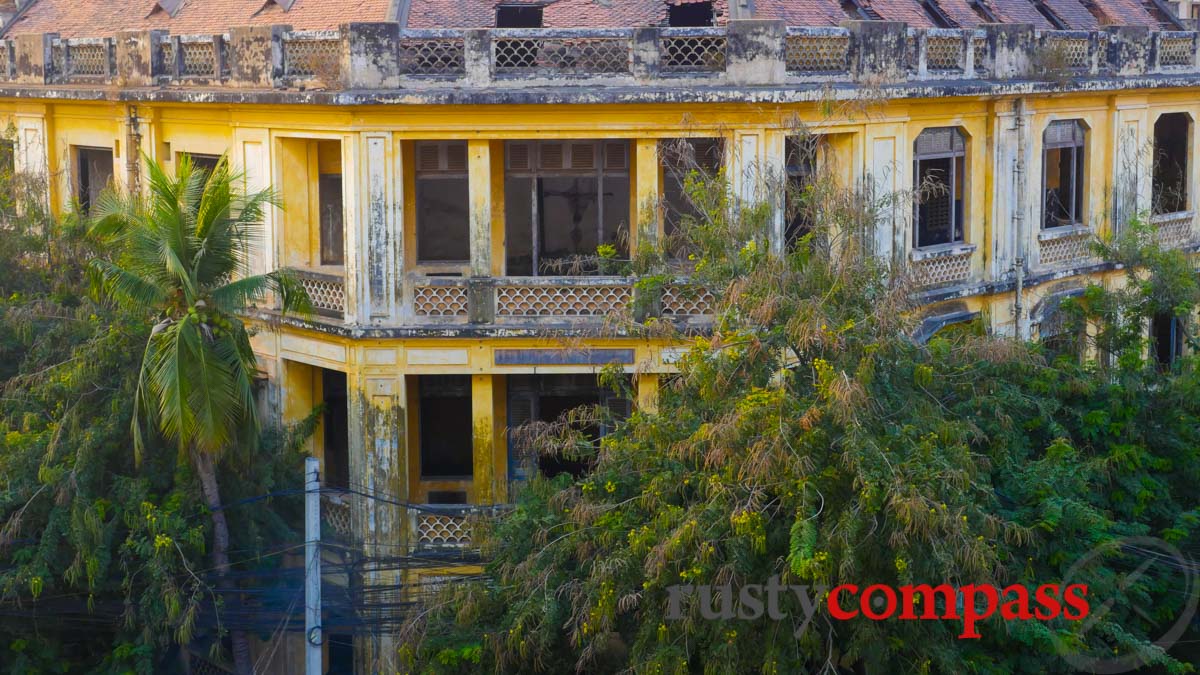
1152,312,1185,369
913,128,966,248
318,173,344,266
668,1,714,26
1043,121,1086,229
785,136,820,247
416,141,471,263
662,137,723,258
504,141,630,276
75,147,114,214
180,152,221,180
507,374,630,482
326,634,354,675
1152,112,1191,215
496,5,543,27
419,375,474,478
322,369,349,490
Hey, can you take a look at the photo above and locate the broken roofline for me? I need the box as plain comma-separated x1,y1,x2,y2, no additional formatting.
0,21,1195,94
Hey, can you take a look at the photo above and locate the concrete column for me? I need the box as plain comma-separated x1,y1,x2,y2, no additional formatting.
636,373,659,413
634,138,661,253
467,139,493,278
471,374,498,504
349,372,406,675
358,132,397,323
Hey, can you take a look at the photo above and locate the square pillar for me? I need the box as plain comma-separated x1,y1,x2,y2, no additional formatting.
348,373,406,674
634,138,661,252
636,373,659,413
468,139,493,278
471,374,504,504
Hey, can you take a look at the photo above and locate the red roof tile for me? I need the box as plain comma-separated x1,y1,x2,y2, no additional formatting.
0,0,1181,37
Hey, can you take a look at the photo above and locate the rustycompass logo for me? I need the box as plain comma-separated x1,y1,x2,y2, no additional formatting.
665,577,1089,640
665,536,1200,672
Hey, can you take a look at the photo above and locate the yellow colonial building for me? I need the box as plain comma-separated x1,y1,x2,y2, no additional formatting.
0,0,1198,669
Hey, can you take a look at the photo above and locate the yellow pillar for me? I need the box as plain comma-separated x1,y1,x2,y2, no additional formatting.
637,373,660,413
489,139,507,276
467,139,493,278
634,138,661,252
471,374,497,504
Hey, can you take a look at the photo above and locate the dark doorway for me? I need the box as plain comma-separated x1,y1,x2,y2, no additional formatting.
322,369,349,490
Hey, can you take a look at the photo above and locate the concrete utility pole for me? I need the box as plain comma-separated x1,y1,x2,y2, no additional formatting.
304,457,322,675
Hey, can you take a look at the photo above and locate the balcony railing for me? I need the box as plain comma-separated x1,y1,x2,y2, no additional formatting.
1151,211,1195,248
8,23,1200,91
291,267,346,319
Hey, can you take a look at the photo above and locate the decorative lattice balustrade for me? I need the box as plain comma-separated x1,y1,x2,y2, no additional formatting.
292,268,345,318
910,246,974,287
178,38,218,77
495,279,632,317
660,28,726,74
413,281,469,317
1041,31,1094,71
661,285,716,316
282,30,342,84
1151,211,1194,248
399,31,466,77
972,35,988,75
1158,33,1197,68
322,493,354,542
11,25,1200,88
1039,228,1093,266
784,29,849,74
65,40,109,78
493,29,630,77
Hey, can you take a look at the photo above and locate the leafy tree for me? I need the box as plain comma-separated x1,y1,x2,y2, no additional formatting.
86,154,309,674
405,162,1200,673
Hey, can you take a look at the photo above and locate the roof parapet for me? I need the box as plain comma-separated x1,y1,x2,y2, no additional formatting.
1,19,1197,91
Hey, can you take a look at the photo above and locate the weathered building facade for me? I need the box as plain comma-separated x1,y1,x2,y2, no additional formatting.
1,0,1198,669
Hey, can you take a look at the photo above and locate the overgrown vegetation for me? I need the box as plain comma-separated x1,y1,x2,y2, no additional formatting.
404,143,1200,673
0,156,311,673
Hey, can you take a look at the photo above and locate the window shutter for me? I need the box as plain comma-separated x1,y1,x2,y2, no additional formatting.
570,142,596,170
604,142,627,171
445,142,468,172
417,142,441,173
507,142,531,171
540,142,565,170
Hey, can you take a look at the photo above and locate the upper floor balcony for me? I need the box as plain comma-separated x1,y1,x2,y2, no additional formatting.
2,21,1200,103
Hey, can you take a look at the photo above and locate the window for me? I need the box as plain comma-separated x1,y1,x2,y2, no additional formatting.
321,369,348,490
75,147,114,214
668,1,714,26
506,374,630,481
318,174,344,265
1042,121,1086,229
418,376,474,478
662,137,723,255
415,142,470,264
785,136,820,247
1152,312,1185,369
504,140,630,276
179,152,220,179
496,5,542,27
913,128,966,248
1152,113,1191,215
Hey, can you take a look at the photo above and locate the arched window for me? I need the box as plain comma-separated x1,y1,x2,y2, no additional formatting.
1042,120,1086,229
1152,112,1191,215
913,127,966,248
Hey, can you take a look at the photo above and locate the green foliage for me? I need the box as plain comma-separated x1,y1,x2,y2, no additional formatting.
408,170,1200,673
0,157,309,672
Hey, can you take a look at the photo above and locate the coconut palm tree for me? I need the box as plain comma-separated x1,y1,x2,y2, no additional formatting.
88,154,309,673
